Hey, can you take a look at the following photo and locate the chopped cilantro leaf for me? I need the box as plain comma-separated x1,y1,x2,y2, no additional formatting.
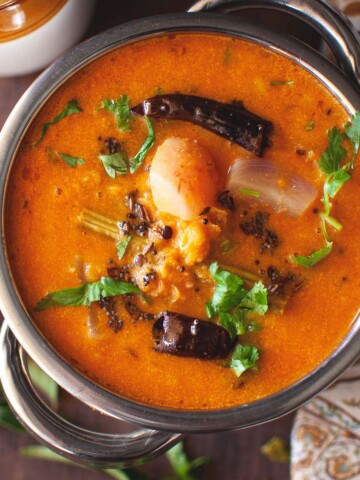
35,276,143,310
130,116,155,173
206,263,268,339
324,168,351,200
219,309,246,340
206,262,246,313
296,117,360,269
34,99,82,146
240,281,268,315
58,152,85,168
99,94,132,132
116,235,132,259
345,111,360,165
293,242,333,268
305,120,314,131
230,344,259,377
99,152,128,178
321,213,342,231
318,127,346,175
247,320,261,333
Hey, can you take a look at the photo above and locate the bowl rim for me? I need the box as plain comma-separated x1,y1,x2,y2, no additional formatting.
1,12,360,433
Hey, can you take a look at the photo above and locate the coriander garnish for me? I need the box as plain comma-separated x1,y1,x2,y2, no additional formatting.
206,262,265,376
305,120,314,131
230,344,259,377
206,262,268,328
98,94,132,132
293,112,360,268
345,111,360,167
34,99,82,146
293,242,333,268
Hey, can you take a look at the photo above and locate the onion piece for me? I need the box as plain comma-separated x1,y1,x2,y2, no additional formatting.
227,158,318,216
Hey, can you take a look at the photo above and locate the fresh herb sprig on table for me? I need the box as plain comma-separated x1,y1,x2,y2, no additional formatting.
294,112,360,268
0,368,208,480
206,262,267,377
35,276,145,311
20,441,208,480
34,99,82,146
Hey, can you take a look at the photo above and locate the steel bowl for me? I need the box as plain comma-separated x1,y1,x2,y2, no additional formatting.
1,0,360,467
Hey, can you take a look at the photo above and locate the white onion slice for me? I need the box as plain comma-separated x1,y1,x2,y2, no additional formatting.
227,158,318,216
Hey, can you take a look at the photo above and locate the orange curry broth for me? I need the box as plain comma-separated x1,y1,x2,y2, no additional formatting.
5,34,359,410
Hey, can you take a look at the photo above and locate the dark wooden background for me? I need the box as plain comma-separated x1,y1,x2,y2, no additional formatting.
0,0,321,478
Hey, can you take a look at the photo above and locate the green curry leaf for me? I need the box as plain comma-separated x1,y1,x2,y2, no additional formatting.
58,152,85,168
130,116,155,173
99,152,128,178
116,235,132,259
35,277,144,310
34,99,82,146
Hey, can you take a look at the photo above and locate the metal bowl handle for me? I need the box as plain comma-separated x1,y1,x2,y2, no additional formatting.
0,323,182,468
188,0,360,87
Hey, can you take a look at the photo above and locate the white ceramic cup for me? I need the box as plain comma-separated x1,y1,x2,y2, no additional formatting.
0,0,96,77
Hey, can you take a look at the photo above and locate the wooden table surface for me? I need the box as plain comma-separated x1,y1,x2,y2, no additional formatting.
0,1,311,478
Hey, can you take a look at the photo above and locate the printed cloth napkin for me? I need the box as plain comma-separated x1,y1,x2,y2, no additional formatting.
291,363,360,479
